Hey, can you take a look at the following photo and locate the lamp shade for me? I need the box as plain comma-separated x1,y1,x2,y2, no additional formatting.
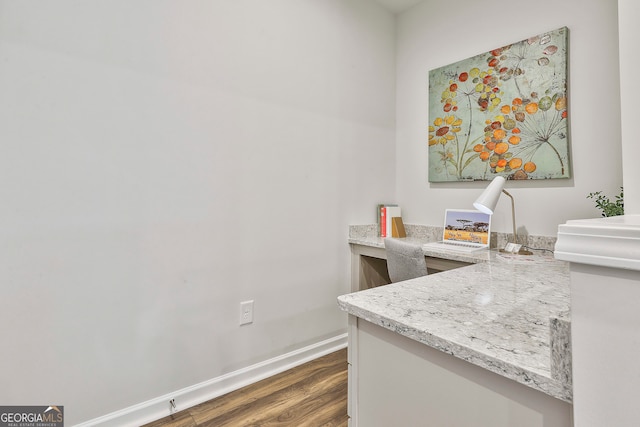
473,176,506,214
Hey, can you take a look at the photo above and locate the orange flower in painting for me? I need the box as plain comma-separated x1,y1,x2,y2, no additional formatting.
524,162,537,173
525,103,539,114
509,158,523,169
494,142,509,155
493,129,506,140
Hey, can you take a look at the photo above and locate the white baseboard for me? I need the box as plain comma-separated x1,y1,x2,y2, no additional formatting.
74,333,348,427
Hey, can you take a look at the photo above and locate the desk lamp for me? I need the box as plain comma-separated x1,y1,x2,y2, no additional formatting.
473,176,532,255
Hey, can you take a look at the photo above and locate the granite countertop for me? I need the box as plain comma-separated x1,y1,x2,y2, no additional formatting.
340,230,572,403
348,234,494,265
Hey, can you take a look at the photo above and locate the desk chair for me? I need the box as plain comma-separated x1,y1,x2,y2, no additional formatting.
384,238,428,283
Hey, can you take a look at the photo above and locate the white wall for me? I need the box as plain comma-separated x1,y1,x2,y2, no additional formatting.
396,0,623,237
567,3,640,426
619,0,640,214
0,1,396,424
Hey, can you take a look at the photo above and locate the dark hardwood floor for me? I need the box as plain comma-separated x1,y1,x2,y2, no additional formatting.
143,348,348,427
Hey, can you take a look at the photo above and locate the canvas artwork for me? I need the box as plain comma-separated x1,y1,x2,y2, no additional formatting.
428,27,569,182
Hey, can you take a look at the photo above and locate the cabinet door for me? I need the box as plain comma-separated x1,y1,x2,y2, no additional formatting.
355,321,572,427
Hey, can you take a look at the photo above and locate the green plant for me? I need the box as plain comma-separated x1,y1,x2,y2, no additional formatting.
587,187,624,217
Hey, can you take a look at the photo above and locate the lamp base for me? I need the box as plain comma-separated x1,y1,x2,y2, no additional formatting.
499,248,534,256
500,242,534,255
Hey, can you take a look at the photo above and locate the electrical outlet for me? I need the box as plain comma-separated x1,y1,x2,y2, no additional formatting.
240,300,254,325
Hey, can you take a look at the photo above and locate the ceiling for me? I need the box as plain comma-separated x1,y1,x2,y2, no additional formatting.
374,0,424,13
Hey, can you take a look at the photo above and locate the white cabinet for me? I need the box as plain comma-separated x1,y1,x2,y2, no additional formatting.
354,319,572,427
556,214,640,426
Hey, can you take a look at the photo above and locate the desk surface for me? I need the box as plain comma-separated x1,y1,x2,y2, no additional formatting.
348,234,493,264
340,236,572,402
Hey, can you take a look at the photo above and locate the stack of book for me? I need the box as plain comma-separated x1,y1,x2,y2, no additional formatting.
377,204,406,238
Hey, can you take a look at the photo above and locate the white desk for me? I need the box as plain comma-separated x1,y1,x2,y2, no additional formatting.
348,235,490,291
340,234,573,426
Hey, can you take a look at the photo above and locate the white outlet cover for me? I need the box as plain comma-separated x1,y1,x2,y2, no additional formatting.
240,300,254,325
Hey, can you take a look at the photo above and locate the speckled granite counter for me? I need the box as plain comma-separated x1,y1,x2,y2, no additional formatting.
340,227,572,403
348,223,558,254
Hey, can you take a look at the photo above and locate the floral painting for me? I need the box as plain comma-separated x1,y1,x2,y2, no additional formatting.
428,27,569,182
